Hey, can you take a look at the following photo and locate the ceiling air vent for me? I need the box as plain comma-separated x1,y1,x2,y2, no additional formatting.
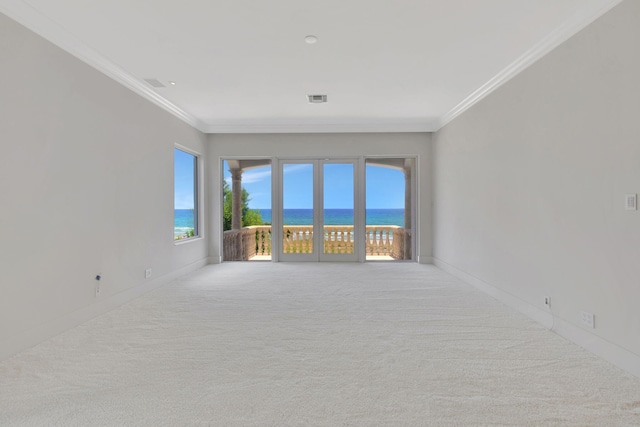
307,94,327,104
144,78,166,88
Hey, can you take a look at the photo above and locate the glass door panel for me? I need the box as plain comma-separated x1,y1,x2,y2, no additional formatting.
281,163,316,260
322,163,355,256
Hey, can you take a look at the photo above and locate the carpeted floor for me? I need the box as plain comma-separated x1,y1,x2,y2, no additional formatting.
1,262,640,426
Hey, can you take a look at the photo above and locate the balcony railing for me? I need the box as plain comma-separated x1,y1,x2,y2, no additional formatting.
223,225,410,261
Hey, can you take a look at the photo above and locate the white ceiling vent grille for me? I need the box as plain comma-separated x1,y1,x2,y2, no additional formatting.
307,94,327,103
144,78,166,88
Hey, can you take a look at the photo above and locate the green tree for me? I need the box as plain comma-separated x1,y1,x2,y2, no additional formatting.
223,180,264,230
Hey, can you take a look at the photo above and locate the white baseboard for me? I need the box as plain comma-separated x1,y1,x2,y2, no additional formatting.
433,257,640,379
417,255,434,264
1,257,209,361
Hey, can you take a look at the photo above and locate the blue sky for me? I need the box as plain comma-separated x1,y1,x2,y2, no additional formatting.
218,160,405,209
174,149,196,209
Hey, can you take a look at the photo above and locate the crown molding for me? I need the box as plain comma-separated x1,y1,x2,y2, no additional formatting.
2,0,623,135
200,120,438,134
0,0,206,132
437,0,624,131
1,0,430,135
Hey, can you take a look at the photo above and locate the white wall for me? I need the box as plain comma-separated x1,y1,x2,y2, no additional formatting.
432,0,640,368
0,13,208,360
208,133,431,262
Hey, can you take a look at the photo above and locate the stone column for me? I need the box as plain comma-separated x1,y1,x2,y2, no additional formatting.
230,168,243,230
403,167,412,260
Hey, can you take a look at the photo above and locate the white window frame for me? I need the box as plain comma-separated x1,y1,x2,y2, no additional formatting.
174,144,202,244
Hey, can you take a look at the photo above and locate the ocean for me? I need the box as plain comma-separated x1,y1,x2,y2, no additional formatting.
175,208,404,236
175,209,196,237
261,209,404,227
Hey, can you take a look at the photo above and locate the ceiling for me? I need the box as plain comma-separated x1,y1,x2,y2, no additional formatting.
0,0,622,133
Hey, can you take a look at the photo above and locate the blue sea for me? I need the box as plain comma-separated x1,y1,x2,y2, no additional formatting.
175,209,196,237
248,209,403,227
175,208,404,235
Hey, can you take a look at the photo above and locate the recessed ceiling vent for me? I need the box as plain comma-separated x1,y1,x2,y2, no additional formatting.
308,94,327,103
144,78,165,88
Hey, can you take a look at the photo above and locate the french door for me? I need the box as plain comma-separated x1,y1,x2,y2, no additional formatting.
278,159,360,261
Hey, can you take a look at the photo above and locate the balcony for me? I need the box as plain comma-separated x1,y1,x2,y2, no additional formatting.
223,225,411,261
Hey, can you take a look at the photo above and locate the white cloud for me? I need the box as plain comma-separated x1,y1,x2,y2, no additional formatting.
242,169,272,184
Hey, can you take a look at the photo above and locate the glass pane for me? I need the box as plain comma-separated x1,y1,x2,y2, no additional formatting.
174,148,197,240
365,158,413,260
323,163,354,254
221,159,272,261
282,164,314,254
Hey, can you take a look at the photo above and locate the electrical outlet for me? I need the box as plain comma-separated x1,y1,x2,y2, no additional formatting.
543,296,550,308
145,268,152,279
95,273,102,298
580,311,595,328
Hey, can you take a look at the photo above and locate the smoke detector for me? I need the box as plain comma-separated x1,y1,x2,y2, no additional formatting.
307,94,327,103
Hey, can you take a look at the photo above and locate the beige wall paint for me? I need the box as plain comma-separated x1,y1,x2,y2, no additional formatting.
0,13,208,359
208,133,432,262
433,0,640,358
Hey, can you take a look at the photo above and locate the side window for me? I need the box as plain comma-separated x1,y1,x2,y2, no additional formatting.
174,148,198,241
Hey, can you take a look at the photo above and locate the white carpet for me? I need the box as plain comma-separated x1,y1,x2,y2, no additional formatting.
1,262,640,426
